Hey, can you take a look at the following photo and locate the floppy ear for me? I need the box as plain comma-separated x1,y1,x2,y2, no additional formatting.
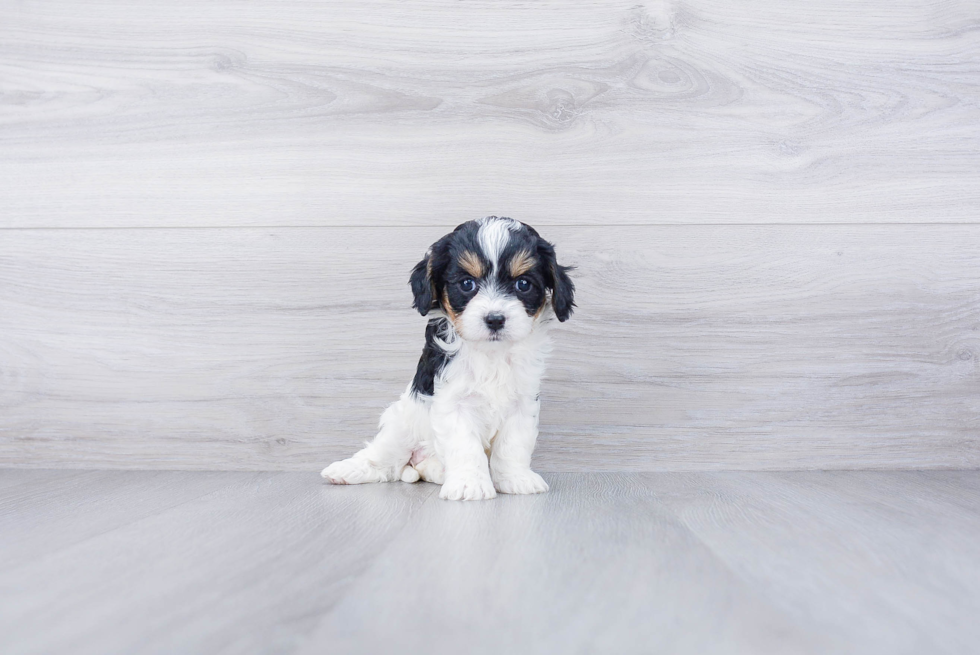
409,235,452,316
537,239,576,322
409,254,436,315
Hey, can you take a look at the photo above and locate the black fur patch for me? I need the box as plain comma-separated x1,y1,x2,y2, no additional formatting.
408,216,575,323
440,222,490,316
410,317,456,397
497,228,548,316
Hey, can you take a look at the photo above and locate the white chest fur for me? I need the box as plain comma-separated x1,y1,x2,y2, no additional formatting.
435,323,550,420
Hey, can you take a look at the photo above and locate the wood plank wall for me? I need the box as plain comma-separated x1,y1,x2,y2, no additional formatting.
2,0,978,471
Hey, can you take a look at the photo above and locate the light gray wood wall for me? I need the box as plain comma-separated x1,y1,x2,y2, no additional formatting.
1,0,978,470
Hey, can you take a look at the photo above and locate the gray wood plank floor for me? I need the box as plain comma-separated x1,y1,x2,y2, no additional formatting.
2,470,978,654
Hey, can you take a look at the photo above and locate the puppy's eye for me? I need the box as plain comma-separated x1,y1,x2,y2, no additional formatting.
515,278,531,293
459,278,476,293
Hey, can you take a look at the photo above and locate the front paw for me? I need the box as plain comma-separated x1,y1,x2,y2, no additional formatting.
493,469,549,495
321,457,384,485
439,472,497,501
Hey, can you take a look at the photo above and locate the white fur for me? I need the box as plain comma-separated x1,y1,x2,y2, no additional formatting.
322,216,557,501
321,307,554,501
456,286,533,343
477,216,519,274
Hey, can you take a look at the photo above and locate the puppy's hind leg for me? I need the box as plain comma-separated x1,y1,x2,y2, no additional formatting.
411,455,445,485
321,393,422,485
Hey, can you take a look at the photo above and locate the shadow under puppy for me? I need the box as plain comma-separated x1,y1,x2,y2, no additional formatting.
322,216,575,500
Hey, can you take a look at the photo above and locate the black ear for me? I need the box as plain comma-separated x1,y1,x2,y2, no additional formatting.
409,235,452,316
410,255,435,315
537,238,576,322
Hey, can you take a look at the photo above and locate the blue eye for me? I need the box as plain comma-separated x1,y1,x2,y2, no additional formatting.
515,278,531,293
460,278,476,293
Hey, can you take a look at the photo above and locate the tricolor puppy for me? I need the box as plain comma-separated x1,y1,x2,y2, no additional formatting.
321,216,574,500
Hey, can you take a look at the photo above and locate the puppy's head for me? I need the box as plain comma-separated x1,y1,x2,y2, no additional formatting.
410,216,575,343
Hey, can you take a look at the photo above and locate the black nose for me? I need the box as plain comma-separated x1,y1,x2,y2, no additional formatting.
485,313,506,332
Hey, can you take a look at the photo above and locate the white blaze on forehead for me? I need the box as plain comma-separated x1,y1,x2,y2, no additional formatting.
477,216,519,273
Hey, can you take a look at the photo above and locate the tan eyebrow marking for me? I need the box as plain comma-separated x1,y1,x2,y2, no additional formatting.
509,249,537,277
458,251,483,278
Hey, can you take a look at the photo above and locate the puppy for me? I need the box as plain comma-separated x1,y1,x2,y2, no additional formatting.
321,216,574,500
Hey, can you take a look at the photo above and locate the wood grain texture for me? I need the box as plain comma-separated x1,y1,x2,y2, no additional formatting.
0,470,246,571
1,225,977,471
299,473,830,655
649,471,980,654
2,0,979,227
301,472,980,654
0,471,435,655
3,470,977,654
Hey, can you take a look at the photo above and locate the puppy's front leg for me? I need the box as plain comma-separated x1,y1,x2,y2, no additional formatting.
432,406,496,501
490,398,549,495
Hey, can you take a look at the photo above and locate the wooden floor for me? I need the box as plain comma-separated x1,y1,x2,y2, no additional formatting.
2,470,978,654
